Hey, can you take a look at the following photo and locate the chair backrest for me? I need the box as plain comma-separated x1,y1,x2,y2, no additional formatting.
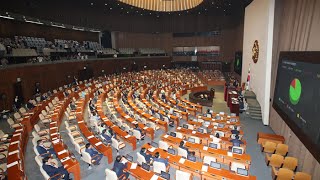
282,157,298,171
275,144,289,156
230,162,246,172
32,131,40,139
178,147,188,158
153,161,166,174
34,156,42,167
7,118,15,126
19,107,27,114
263,141,277,153
175,132,183,139
81,148,92,164
294,172,311,180
203,156,217,165
176,170,191,180
34,124,41,132
0,130,5,138
190,136,200,144
137,152,146,165
74,143,83,154
159,140,169,150
186,124,194,130
132,129,141,140
277,168,294,180
111,138,119,150
105,168,118,180
269,154,284,168
14,112,21,119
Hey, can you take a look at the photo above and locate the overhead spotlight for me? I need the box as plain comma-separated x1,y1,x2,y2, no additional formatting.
123,67,126,70
144,66,147,68
101,70,105,73
90,2,93,5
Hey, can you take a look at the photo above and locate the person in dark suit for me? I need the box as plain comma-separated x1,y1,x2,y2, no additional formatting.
36,140,56,158
140,147,152,164
153,152,169,167
69,101,76,111
26,99,35,109
134,124,145,140
179,141,195,155
42,157,70,180
229,135,244,147
85,143,103,165
101,129,112,144
112,155,129,180
231,126,240,135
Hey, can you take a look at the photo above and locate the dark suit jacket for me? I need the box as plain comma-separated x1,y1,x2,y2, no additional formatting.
37,145,48,156
42,164,64,180
154,157,169,167
231,130,240,135
113,161,127,177
230,139,244,147
140,151,152,162
86,148,98,157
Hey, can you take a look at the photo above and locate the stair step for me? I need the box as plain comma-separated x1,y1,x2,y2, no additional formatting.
251,116,262,120
248,108,261,112
249,112,262,117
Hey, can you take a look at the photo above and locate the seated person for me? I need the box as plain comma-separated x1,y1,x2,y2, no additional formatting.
134,124,145,140
229,135,244,147
179,141,194,155
212,133,221,143
101,129,114,144
140,147,152,164
42,156,70,180
85,143,103,165
153,152,169,167
26,99,35,109
112,155,129,180
231,126,240,135
69,101,76,111
36,140,56,158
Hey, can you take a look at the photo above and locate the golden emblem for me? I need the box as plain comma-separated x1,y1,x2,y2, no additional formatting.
252,40,259,63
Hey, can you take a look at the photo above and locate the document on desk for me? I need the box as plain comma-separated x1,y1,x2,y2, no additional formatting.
132,121,138,124
13,133,21,137
164,135,169,138
8,150,19,156
148,147,156,152
130,163,137,169
124,135,131,139
125,115,130,119
177,127,182,130
179,158,186,164
88,135,94,139
203,146,208,151
7,161,18,168
58,150,67,155
95,142,102,146
201,165,209,172
10,141,19,145
52,139,60,144
61,156,70,163
78,121,84,123
150,175,159,180
143,127,148,130
227,121,230,124
227,152,233,157
192,131,196,134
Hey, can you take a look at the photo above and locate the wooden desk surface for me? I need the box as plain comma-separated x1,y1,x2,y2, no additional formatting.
257,132,285,144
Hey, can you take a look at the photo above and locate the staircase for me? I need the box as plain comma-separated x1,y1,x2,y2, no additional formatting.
244,91,262,121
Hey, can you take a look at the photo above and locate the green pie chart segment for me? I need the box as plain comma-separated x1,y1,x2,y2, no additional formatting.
289,78,301,105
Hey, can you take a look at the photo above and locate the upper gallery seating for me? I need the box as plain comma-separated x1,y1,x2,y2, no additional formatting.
138,48,166,56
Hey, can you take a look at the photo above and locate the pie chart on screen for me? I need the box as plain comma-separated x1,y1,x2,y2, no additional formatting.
289,78,302,105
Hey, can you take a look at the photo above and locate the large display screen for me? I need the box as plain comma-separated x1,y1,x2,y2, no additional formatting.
273,52,320,162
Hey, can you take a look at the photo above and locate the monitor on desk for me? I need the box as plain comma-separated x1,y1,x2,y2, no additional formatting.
237,168,248,176
160,171,170,180
215,116,221,120
232,146,243,154
218,123,225,128
204,121,211,126
210,162,221,169
142,162,150,171
125,154,133,162
197,128,204,133
215,131,225,137
230,118,237,122
167,148,176,155
187,155,196,162
188,137,195,143
151,141,159,148
182,124,188,129
170,132,176,137
120,125,126,131
209,143,218,149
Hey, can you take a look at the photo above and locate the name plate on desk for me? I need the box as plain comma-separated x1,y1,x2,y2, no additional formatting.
16,128,23,132
10,141,19,145
132,121,138,124
143,127,148,130
179,158,186,164
148,147,156,152
13,133,21,137
52,139,60,144
58,150,67,155
8,150,19,156
203,146,208,151
95,142,102,146
227,152,233,157
164,135,169,138
150,175,159,180
51,132,58,136
192,131,196,134
50,127,57,130
201,165,209,172
130,163,137,169
177,127,182,130
78,121,84,123
50,122,57,125
61,157,70,163
88,135,94,139
7,161,18,168
125,115,130,119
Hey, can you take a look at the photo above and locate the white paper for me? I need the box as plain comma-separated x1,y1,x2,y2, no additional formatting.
58,150,67,155
16,128,23,132
10,141,19,145
150,174,159,180
143,127,148,130
95,142,102,146
50,122,57,125
177,127,182,130
227,152,233,157
164,135,169,138
125,135,131,139
192,131,196,134
132,121,138,124
130,163,137,169
88,135,94,139
179,158,186,164
61,156,70,163
50,127,57,130
51,132,58,136
203,146,208,151
13,133,21,137
125,115,130,118
7,161,18,168
8,150,19,156
52,139,60,144
78,121,84,123
148,147,156,152
202,165,209,172
227,121,230,124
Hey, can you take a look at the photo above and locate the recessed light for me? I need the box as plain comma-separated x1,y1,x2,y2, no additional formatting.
110,7,112,10
90,2,93,5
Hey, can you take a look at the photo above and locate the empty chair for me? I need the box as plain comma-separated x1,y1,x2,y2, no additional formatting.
176,170,191,180
13,112,23,122
203,156,217,165
294,172,311,180
273,168,294,180
159,140,169,150
132,129,142,141
266,154,284,168
7,118,22,129
175,132,183,139
105,168,120,180
230,162,246,172
262,141,277,154
190,136,200,144
34,124,49,136
282,157,298,171
38,114,51,124
153,161,167,174
178,147,188,158
0,130,9,141
136,152,146,165
111,138,126,153
275,144,289,156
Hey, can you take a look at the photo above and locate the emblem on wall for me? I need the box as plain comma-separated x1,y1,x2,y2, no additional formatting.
252,40,259,63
